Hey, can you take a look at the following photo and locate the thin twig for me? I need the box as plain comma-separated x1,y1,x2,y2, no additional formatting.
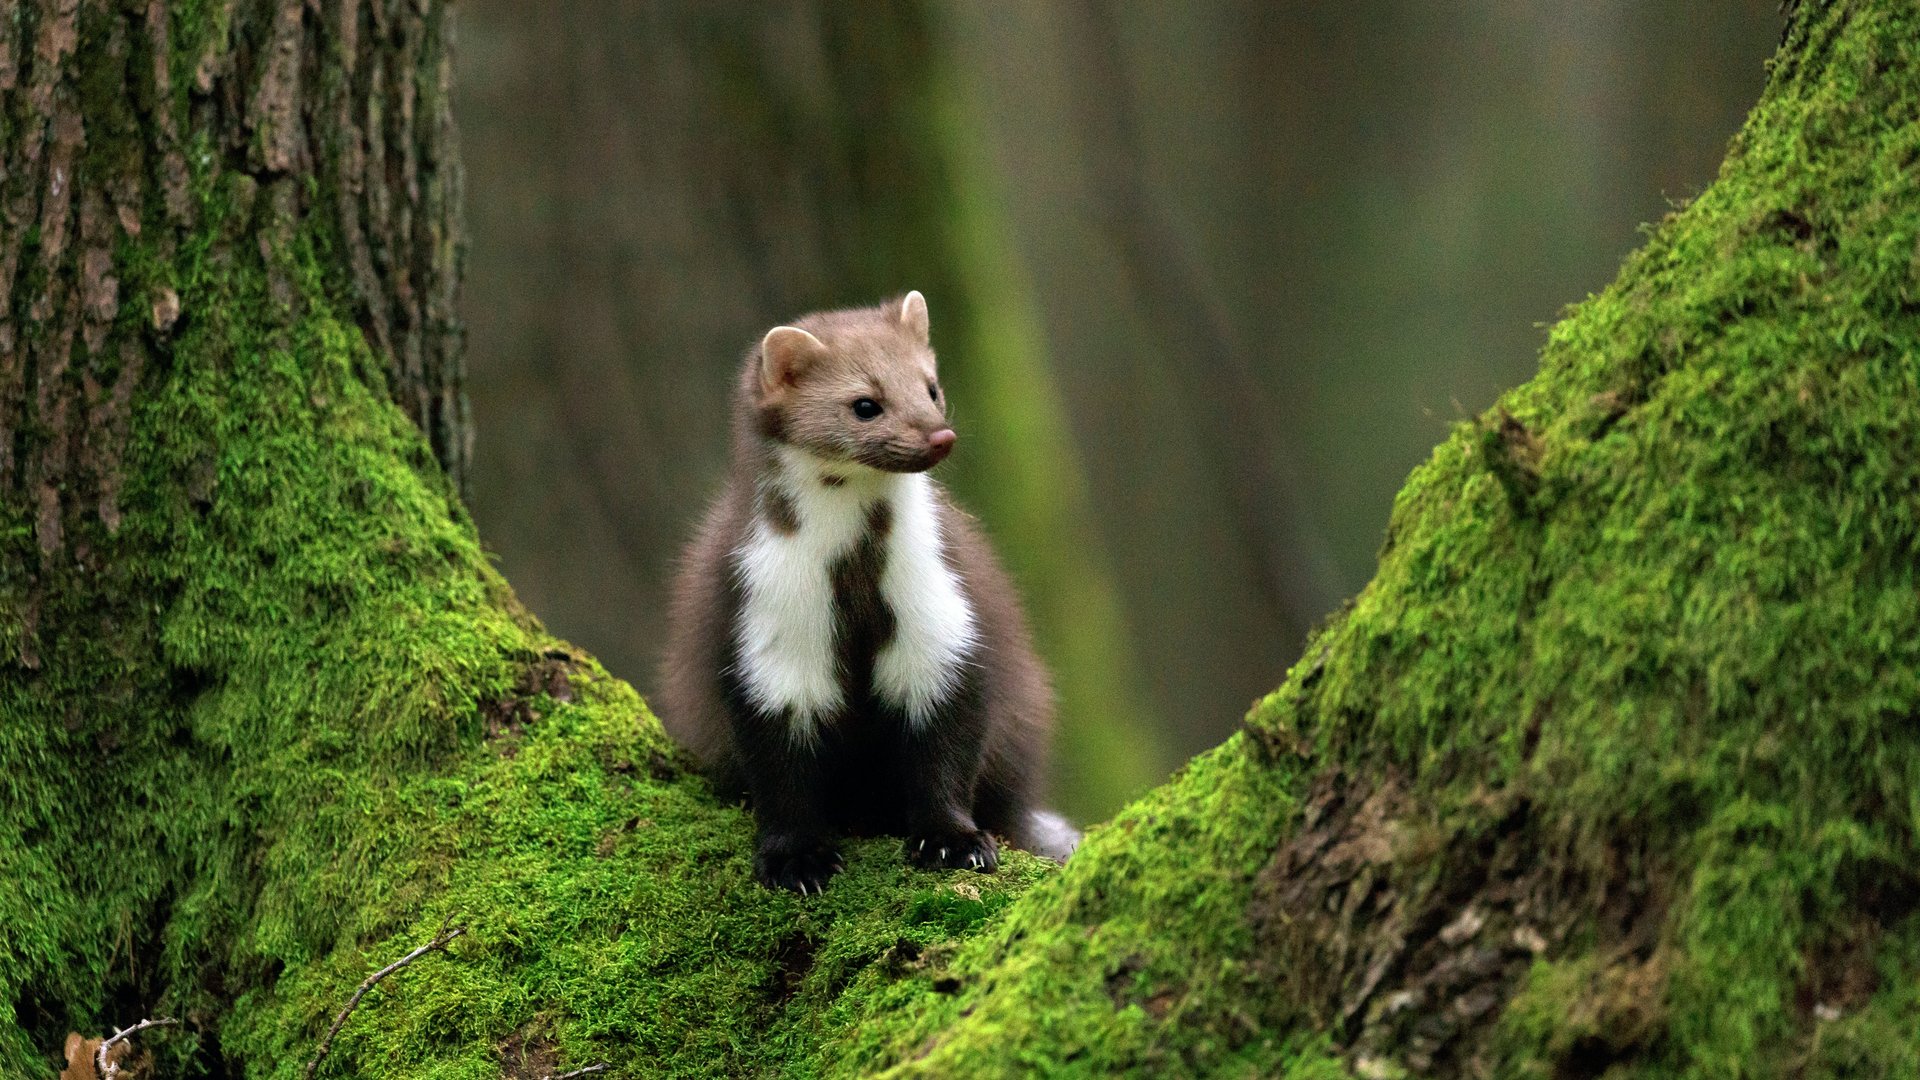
303,926,466,1080
545,1066,612,1080
96,1017,179,1080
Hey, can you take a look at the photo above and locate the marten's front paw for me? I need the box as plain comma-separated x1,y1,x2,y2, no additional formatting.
755,836,844,895
906,828,999,873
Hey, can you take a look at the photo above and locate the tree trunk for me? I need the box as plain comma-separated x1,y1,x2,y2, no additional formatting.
3,1,1917,1078
1,0,468,573
0,0,477,1069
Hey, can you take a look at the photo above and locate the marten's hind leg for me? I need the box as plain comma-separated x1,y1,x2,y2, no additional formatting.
973,757,1080,863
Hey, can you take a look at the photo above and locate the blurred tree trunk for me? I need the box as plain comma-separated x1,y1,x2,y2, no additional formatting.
942,0,1779,766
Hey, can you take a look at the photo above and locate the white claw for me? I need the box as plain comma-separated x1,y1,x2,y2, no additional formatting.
938,847,948,862
917,839,927,853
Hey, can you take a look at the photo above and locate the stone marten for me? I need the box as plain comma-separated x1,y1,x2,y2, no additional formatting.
660,292,1079,893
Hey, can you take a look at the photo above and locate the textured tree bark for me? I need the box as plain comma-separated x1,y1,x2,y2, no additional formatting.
1,0,480,1072
4,1,1917,1078
0,0,468,556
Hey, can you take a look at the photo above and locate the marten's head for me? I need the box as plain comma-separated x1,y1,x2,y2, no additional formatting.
749,292,954,474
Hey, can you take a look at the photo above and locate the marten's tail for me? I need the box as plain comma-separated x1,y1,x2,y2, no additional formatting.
1011,808,1081,863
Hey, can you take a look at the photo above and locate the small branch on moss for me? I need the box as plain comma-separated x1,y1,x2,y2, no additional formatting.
96,1017,179,1079
304,926,466,1080
544,1066,612,1080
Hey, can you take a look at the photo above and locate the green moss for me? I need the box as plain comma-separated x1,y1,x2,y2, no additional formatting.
811,740,1309,1078
167,0,229,111
213,667,1056,1078
10,2,1920,1077
827,1,1920,1075
1248,2,1919,1074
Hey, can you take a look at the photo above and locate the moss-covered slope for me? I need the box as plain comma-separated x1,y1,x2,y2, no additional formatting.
0,147,1059,1078
832,3,1920,1076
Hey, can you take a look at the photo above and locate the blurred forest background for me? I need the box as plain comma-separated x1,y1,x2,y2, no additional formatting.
453,2,1781,821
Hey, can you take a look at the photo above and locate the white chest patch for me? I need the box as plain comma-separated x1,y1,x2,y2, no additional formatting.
872,473,978,726
731,450,978,742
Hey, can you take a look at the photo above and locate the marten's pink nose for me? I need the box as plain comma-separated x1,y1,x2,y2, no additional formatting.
926,428,956,463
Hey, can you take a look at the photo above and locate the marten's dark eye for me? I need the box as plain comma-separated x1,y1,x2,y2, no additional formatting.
928,381,940,402
852,397,883,420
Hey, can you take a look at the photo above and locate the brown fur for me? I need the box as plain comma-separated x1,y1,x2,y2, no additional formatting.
659,295,1072,892
750,299,951,474
61,1032,133,1080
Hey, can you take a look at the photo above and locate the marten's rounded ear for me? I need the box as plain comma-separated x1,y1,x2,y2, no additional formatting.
899,290,930,345
761,326,829,393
